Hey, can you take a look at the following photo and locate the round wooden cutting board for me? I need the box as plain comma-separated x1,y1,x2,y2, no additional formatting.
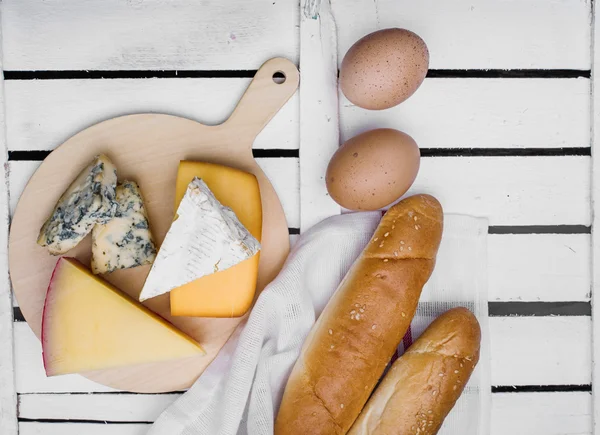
8,58,299,393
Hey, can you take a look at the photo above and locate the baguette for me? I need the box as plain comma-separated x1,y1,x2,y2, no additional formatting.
275,194,443,435
348,307,481,435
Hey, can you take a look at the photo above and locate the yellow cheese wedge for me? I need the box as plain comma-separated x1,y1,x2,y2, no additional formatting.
170,161,262,317
42,257,204,376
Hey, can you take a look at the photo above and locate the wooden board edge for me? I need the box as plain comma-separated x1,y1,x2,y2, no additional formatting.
0,10,18,434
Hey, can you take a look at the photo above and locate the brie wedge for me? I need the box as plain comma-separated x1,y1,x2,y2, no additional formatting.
139,177,261,301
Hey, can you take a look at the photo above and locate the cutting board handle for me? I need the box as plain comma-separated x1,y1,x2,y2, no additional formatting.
224,57,299,145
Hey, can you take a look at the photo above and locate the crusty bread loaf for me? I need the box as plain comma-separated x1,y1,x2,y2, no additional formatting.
274,195,443,435
348,307,481,435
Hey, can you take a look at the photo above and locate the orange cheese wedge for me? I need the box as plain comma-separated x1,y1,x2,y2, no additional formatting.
170,161,262,318
42,257,204,376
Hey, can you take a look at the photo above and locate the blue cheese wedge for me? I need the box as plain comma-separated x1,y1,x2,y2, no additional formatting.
139,177,261,302
37,154,118,255
91,181,157,275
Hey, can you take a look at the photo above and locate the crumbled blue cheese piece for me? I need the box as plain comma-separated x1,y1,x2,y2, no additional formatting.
91,181,157,275
37,154,118,255
139,177,261,302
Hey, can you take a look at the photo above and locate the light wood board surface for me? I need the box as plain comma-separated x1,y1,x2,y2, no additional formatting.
8,57,299,392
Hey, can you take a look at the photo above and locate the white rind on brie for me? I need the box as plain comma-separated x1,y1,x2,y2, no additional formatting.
139,177,261,302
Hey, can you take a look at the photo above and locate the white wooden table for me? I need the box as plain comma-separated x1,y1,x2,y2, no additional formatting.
0,1,595,434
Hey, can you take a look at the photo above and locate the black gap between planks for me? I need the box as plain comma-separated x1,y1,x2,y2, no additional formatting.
419,147,590,157
3,70,258,80
488,225,590,234
8,148,591,162
17,385,591,396
8,149,299,160
427,69,590,79
18,418,153,424
492,384,591,393
3,69,590,80
488,301,590,316
13,301,591,323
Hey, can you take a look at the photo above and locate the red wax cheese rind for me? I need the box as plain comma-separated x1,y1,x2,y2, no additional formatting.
42,257,204,376
169,161,262,318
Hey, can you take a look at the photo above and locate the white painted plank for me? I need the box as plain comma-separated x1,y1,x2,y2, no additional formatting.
17,391,592,435
289,234,299,247
5,79,299,152
488,234,591,302
7,160,36,216
257,158,300,229
8,158,300,228
299,0,341,232
592,1,600,433
0,9,18,433
19,422,149,435
340,78,590,149
5,78,588,152
591,3,600,435
14,317,590,393
3,0,589,71
17,412,594,435
9,157,590,230
490,316,591,386
332,0,591,69
1,0,299,70
18,393,179,422
408,157,590,226
492,392,591,435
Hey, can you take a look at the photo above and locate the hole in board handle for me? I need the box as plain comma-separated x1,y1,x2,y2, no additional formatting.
272,71,286,84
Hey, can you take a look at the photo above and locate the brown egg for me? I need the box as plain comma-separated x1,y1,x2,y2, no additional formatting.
340,28,429,110
326,129,420,211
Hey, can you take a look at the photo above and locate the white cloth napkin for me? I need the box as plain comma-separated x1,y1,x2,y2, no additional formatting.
148,212,490,435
